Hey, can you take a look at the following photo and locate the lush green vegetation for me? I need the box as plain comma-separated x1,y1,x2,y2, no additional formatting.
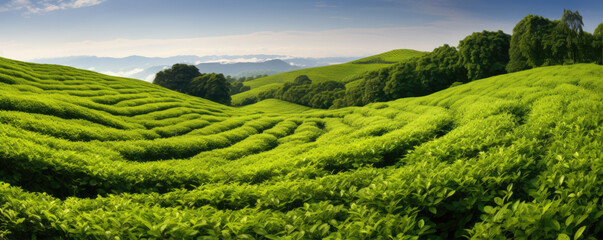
231,49,427,105
1,54,602,239
507,12,602,72
253,75,346,109
235,12,602,110
227,75,269,95
153,64,232,105
240,99,312,114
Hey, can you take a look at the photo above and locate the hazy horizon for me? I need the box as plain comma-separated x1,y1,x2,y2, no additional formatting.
1,0,601,61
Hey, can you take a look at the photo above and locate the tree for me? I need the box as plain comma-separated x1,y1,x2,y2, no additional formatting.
593,23,603,64
361,70,388,104
293,75,312,85
309,90,345,109
560,9,584,63
458,30,511,80
230,82,251,95
189,73,232,105
383,62,418,99
415,44,466,91
506,15,557,72
153,64,201,93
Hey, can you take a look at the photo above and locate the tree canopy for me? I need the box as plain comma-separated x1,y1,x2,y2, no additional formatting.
189,73,232,105
153,64,232,105
458,30,511,80
239,11,601,109
153,64,201,93
256,75,345,109
507,10,597,72
594,23,603,64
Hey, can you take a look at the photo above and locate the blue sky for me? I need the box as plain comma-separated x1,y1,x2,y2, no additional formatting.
1,0,601,60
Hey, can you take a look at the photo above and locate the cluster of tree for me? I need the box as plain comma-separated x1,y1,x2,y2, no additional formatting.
153,64,232,105
230,82,251,95
225,75,267,95
241,10,601,109
507,10,602,72
225,74,268,83
255,75,345,109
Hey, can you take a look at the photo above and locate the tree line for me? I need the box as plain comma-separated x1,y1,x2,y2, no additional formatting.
255,75,346,109
226,75,267,95
242,10,602,108
152,67,270,105
154,10,602,108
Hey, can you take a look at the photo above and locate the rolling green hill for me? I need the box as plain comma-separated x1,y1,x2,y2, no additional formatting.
351,49,427,64
0,56,602,239
240,99,312,114
232,49,427,105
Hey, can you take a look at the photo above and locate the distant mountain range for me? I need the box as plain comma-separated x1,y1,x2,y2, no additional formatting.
195,59,300,77
32,55,360,82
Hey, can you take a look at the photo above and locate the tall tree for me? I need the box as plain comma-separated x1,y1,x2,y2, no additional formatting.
230,82,250,95
153,64,201,93
189,73,232,105
593,23,603,64
458,30,511,80
506,15,556,72
560,9,584,63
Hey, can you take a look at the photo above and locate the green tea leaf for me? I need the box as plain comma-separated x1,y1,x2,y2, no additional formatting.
574,226,586,240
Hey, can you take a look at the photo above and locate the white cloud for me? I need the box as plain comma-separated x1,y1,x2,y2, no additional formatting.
2,19,513,61
144,74,155,82
197,58,266,64
61,0,104,9
0,0,105,14
100,68,144,78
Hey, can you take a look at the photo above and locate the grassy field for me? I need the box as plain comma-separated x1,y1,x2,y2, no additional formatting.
350,49,427,63
0,56,602,239
232,49,427,105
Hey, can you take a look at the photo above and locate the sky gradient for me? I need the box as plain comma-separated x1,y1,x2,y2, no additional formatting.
1,0,602,60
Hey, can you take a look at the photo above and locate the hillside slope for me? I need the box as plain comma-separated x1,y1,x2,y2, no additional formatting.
0,57,602,239
232,49,427,105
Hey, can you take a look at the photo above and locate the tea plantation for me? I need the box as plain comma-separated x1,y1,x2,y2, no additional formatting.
0,56,602,239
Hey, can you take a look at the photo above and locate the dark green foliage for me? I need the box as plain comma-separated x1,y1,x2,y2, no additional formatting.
561,9,584,33
263,45,468,109
334,82,364,107
153,64,201,93
258,75,346,109
560,9,584,63
292,75,312,85
507,11,598,72
238,13,599,109
507,15,558,72
458,30,511,80
226,75,263,95
341,44,466,107
414,44,467,92
152,64,232,105
190,73,232,105
240,97,258,105
230,81,251,95
593,23,603,64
